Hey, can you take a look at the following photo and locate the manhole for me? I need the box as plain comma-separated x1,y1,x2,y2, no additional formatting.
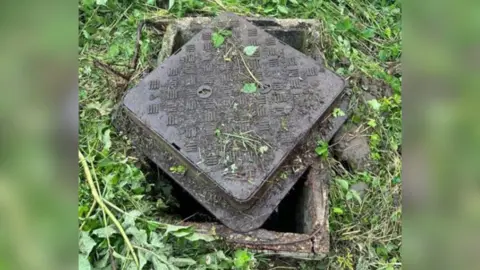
121,13,345,232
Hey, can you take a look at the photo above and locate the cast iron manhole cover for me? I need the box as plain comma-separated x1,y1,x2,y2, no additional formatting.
122,13,344,231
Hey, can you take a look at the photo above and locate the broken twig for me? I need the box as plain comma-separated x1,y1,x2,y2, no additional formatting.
93,60,130,81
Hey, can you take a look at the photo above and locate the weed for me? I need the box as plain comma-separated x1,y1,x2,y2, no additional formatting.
169,165,187,175
212,29,232,48
315,140,329,159
258,145,268,155
234,249,256,270
333,107,346,117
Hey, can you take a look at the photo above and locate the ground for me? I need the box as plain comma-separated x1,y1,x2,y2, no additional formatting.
79,0,401,269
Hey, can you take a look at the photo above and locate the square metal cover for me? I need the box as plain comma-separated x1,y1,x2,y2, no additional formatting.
123,13,344,231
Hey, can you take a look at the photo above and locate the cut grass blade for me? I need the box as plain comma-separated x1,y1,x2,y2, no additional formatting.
78,150,139,268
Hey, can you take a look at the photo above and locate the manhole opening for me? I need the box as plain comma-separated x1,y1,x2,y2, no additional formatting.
144,160,307,233
164,21,310,55
262,174,308,233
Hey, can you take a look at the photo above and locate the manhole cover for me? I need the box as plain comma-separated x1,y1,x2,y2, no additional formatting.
122,13,344,231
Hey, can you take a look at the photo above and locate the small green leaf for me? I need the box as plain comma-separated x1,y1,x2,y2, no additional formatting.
258,145,268,154
367,99,381,111
336,17,353,32
384,27,392,38
333,108,346,117
277,5,288,14
350,189,362,204
92,225,117,238
79,231,96,256
243,46,258,56
79,254,92,270
150,232,166,248
108,44,120,58
102,129,111,153
346,191,353,200
94,253,109,269
234,249,253,268
336,179,349,191
147,0,156,5
315,140,329,158
122,210,142,228
185,232,216,242
82,0,95,8
242,83,257,93
264,7,275,13
164,224,191,236
378,49,389,61
333,207,344,214
212,32,225,48
168,0,175,9
151,257,170,270
361,28,375,39
315,146,328,156
172,229,192,238
96,0,107,5
392,177,401,184
137,250,148,270
169,257,197,267
126,226,148,244
367,119,377,127
218,29,232,37
169,165,187,174
289,0,299,4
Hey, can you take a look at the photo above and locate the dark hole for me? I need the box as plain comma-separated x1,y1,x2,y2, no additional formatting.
340,160,352,172
249,19,281,27
262,174,308,233
144,160,217,222
144,160,306,233
172,143,181,150
261,84,271,89
172,32,184,54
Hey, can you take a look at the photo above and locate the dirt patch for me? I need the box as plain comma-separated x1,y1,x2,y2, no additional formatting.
359,75,394,99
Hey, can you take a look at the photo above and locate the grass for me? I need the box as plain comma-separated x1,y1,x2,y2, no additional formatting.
79,0,401,269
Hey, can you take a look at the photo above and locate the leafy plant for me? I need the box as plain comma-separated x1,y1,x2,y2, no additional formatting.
212,32,225,48
315,140,329,158
333,108,346,117
234,249,256,270
169,165,187,175
258,145,268,154
368,99,381,111
212,29,232,48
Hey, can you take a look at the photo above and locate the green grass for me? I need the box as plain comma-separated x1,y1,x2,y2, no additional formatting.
79,0,401,269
